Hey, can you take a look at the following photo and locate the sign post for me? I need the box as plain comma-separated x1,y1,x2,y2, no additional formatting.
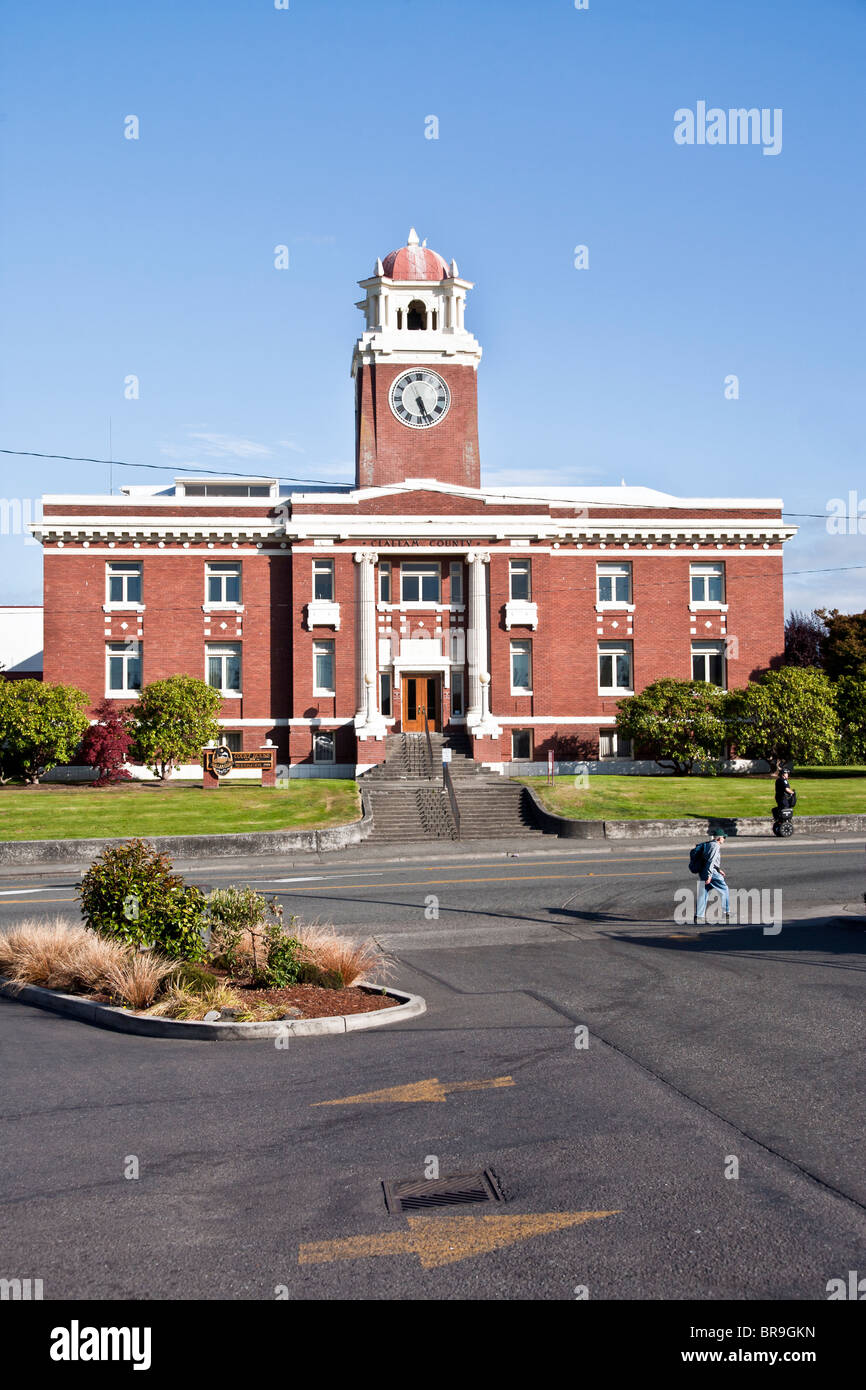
547,748,555,786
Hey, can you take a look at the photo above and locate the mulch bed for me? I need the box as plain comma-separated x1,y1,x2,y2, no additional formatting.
231,983,398,1017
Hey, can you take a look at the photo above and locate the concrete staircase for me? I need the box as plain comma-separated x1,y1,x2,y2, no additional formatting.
361,732,541,843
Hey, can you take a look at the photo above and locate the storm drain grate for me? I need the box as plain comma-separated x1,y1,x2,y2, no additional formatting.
383,1168,504,1215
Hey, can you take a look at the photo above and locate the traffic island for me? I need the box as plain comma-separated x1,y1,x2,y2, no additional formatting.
0,976,425,1040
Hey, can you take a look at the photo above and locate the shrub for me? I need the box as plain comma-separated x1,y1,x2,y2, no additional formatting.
206,886,301,985
77,839,207,961
80,699,134,785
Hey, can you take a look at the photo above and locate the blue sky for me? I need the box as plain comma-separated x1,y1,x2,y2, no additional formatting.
1,0,864,611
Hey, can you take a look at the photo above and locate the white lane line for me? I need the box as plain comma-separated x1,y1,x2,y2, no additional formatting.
0,888,49,897
264,876,326,884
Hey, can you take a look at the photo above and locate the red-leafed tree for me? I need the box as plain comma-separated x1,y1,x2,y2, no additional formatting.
80,700,134,785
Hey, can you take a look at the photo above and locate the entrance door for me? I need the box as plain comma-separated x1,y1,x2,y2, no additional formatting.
402,675,440,732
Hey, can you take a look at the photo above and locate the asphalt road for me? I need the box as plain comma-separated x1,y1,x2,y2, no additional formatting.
1,836,864,1300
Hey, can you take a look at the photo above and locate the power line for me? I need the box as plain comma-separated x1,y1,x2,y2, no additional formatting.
0,448,853,519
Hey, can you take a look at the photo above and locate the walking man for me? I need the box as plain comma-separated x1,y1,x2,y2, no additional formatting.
696,834,729,924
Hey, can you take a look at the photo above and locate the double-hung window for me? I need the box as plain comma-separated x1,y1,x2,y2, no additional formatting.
449,561,464,605
106,563,142,606
207,643,242,695
692,641,726,687
313,640,335,695
599,731,633,759
511,728,533,761
509,561,531,601
510,640,532,693
313,559,334,601
379,561,391,603
598,642,633,693
106,641,141,694
690,563,725,604
207,563,242,606
597,563,632,605
400,561,440,603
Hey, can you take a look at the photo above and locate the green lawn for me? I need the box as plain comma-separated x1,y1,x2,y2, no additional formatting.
0,780,361,841
518,768,866,821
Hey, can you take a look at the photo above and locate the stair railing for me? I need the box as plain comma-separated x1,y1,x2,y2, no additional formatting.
443,760,461,839
420,706,434,780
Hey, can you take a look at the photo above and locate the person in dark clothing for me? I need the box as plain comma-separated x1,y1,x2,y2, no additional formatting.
775,769,795,809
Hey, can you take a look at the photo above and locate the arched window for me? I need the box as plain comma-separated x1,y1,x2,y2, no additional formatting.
396,308,403,330
407,299,427,330
431,309,438,330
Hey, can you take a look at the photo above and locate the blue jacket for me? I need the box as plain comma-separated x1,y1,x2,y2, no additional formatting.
705,841,723,877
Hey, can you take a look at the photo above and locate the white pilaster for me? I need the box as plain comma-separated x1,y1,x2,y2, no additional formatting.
353,549,387,738
466,550,501,737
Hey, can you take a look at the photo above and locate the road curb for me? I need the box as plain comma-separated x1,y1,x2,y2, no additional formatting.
0,976,426,1040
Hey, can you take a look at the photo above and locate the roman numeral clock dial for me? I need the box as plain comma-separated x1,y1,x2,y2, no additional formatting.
388,369,451,428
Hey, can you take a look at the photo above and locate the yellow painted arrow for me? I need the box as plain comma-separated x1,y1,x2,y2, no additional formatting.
299,1209,620,1269
312,1076,514,1106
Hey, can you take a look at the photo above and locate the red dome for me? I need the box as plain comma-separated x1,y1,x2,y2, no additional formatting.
381,228,450,281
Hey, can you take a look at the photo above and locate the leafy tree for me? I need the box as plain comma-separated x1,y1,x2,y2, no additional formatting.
80,699,134,785
130,675,222,780
614,678,729,774
782,610,826,668
834,675,866,763
815,609,866,681
726,666,839,771
0,678,89,783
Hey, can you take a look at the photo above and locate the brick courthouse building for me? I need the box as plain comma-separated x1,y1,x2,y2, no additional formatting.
35,231,795,776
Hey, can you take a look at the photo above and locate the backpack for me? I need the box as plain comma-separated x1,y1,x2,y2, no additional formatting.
689,841,712,876
787,788,797,808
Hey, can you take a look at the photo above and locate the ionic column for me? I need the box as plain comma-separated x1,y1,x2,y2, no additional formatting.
353,549,386,736
466,549,490,729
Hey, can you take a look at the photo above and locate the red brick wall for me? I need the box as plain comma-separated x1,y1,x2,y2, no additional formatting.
355,363,481,490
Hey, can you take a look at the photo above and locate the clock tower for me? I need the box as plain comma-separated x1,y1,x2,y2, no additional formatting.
352,229,483,490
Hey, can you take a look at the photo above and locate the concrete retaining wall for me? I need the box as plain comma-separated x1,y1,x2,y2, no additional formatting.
0,796,374,867
522,786,866,840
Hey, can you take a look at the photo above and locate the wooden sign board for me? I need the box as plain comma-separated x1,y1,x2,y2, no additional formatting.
202,746,277,788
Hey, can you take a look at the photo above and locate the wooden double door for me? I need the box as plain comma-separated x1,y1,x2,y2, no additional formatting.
402,674,440,732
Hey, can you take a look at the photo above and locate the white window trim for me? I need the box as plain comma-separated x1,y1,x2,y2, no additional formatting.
510,641,533,696
206,644,243,699
105,641,142,698
691,641,728,689
313,640,336,697
598,642,633,696
689,601,729,613
312,558,336,603
206,563,243,608
105,562,144,609
594,602,635,613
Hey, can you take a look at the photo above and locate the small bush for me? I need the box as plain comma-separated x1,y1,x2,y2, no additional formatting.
77,839,207,961
168,961,221,994
206,886,302,986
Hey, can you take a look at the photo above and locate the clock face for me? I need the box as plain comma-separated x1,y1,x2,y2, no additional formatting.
389,369,451,428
